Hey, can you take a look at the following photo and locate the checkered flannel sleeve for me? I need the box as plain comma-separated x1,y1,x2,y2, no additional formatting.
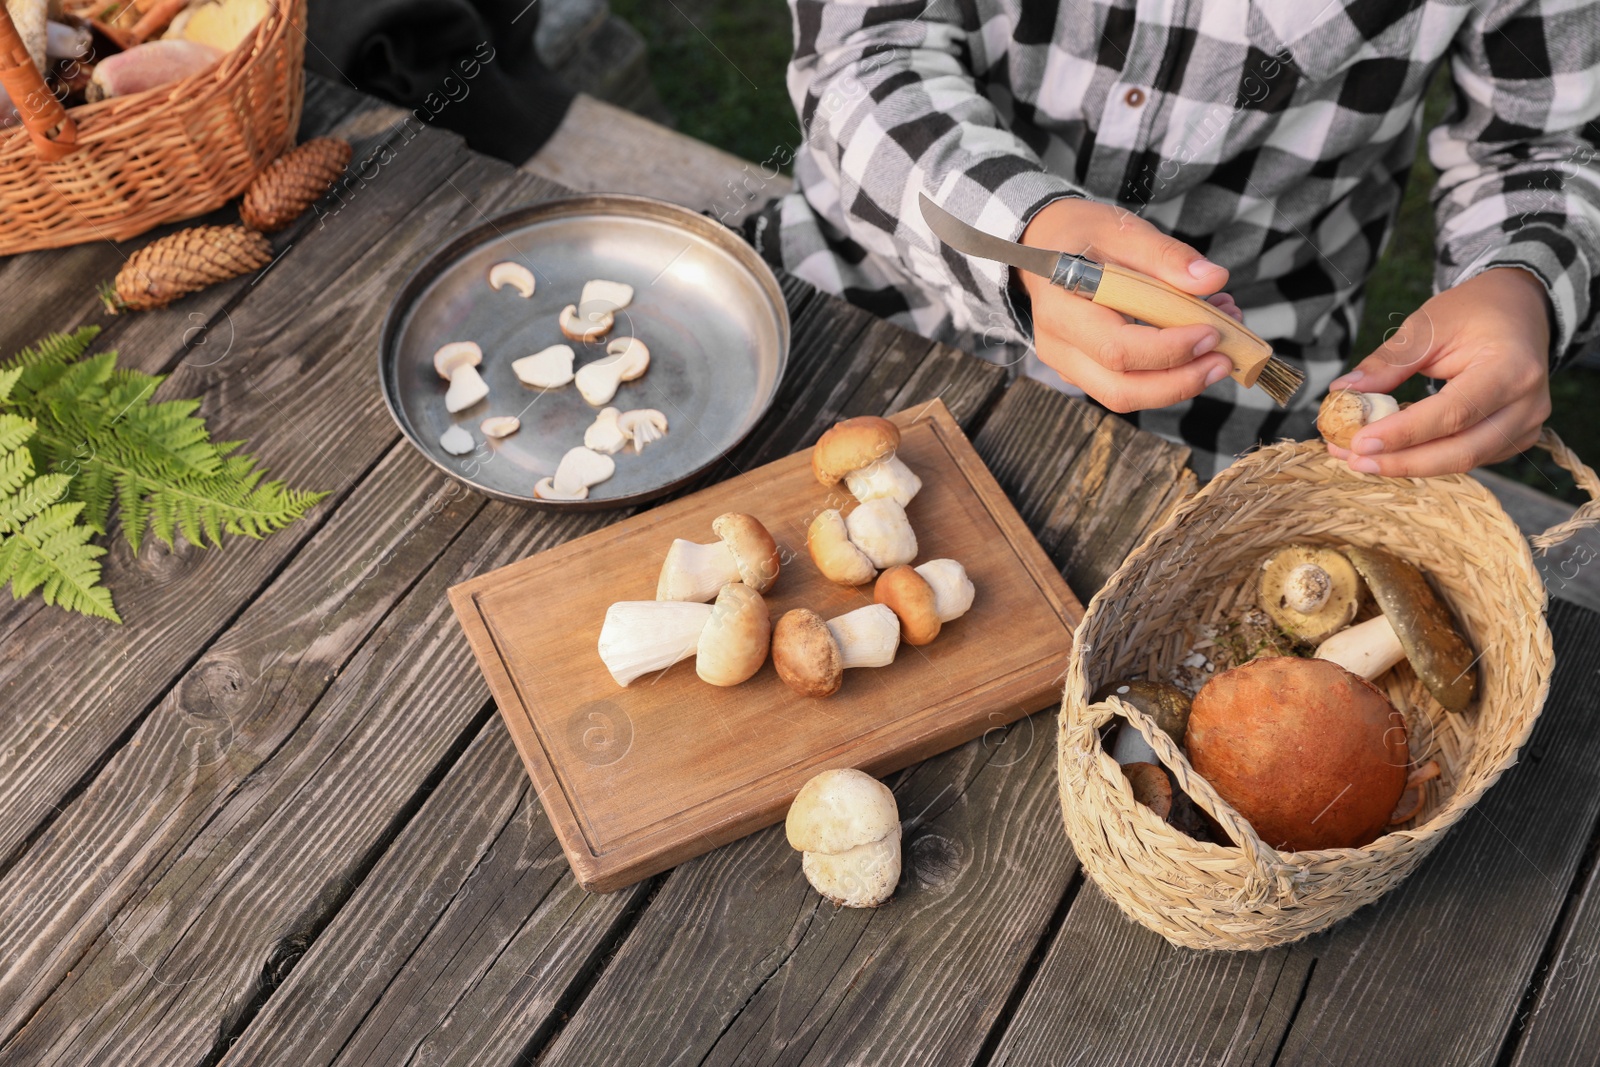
788,0,1082,340
1431,0,1600,365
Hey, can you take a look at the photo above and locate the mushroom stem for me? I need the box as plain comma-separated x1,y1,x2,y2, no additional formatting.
1283,562,1333,614
1314,614,1406,681
826,604,901,670
843,454,922,508
913,559,975,622
1110,723,1159,765
597,600,715,687
656,539,742,602
444,364,489,413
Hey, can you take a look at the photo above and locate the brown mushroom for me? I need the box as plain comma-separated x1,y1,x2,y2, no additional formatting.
772,605,900,698
1388,759,1441,825
1317,390,1400,449
807,509,879,586
695,583,771,687
1257,545,1361,644
656,513,781,602
1313,546,1478,714
1091,679,1192,745
873,559,975,645
811,415,922,506
1121,762,1174,818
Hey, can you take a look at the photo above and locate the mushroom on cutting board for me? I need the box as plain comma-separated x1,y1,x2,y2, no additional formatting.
811,416,922,507
772,604,900,698
656,513,781,602
597,584,771,687
807,500,917,585
1257,544,1361,644
512,344,576,389
695,583,772,687
786,768,901,908
1318,391,1400,450
575,337,650,406
873,559,975,645
1313,546,1478,713
434,342,489,413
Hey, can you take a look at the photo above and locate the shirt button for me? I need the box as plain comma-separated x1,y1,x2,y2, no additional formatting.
1124,87,1146,107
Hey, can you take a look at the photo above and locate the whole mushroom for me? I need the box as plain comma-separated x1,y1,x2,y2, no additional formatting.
1313,546,1478,714
596,583,771,687
656,513,781,602
786,768,901,908
772,604,900,698
811,416,923,507
873,559,975,645
1257,544,1361,644
434,342,489,413
807,500,917,585
1318,390,1400,450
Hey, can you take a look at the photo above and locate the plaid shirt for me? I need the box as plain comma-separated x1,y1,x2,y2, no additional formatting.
768,0,1600,476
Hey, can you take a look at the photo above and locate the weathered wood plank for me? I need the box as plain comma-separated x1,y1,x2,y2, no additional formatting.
886,342,1008,431
970,379,1105,538
0,136,527,874
986,596,1600,1066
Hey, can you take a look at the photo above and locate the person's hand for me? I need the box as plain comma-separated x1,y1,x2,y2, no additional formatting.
1019,198,1237,413
1324,268,1552,477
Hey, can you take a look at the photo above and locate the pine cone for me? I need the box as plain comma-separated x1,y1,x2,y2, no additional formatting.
239,138,353,233
104,225,273,313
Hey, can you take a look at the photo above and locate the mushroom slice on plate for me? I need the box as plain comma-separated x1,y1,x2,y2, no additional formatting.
481,416,520,438
433,341,489,413
577,279,634,322
512,344,576,389
618,409,668,452
575,337,650,406
560,303,613,342
487,261,535,298
584,407,628,453
553,446,615,493
438,424,474,455
533,477,585,501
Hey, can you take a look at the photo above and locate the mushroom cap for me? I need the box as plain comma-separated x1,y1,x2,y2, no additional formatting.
696,583,772,686
1317,391,1397,449
807,509,877,586
786,767,899,853
433,341,483,379
874,565,941,645
812,416,901,485
712,513,781,593
1091,679,1192,744
1121,762,1174,819
1186,657,1408,852
1257,544,1361,644
801,832,902,907
772,608,844,697
1345,546,1478,713
843,498,917,570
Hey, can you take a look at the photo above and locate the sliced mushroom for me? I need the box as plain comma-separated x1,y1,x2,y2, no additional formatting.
560,303,613,342
771,604,900,698
786,768,901,908
553,446,615,493
575,337,650,406
481,416,520,438
584,407,628,454
433,341,489,413
618,409,668,453
874,559,975,645
656,513,781,602
812,415,921,507
1318,391,1400,450
487,261,535,298
512,344,576,389
438,424,474,455
1313,546,1478,713
577,278,634,322
1258,545,1361,644
533,478,586,501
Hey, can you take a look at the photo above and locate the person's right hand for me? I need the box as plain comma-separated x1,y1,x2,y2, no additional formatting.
1018,198,1237,412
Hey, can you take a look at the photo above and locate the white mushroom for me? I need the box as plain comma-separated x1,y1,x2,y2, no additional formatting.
786,768,901,908
575,337,650,406
617,409,668,453
438,425,474,455
434,341,489,413
487,261,535,298
843,499,918,569
584,407,628,453
812,416,921,507
534,446,616,501
596,600,714,686
826,604,901,669
655,513,780,602
481,416,520,438
560,303,613,342
46,20,91,60
578,278,634,322
512,344,576,389
1317,391,1401,450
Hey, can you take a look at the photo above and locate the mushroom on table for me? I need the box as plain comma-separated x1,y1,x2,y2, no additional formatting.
771,604,900,698
656,513,780,603
811,415,922,507
786,768,902,907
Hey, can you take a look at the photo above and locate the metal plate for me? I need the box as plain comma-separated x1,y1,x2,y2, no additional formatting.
379,195,789,508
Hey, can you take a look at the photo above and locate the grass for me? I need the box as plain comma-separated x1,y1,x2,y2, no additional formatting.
620,6,1599,504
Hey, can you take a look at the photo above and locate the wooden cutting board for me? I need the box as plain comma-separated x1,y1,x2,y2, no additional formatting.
449,399,1082,892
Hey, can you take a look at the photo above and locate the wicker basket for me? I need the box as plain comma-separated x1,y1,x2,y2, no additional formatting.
1059,431,1600,951
0,0,304,255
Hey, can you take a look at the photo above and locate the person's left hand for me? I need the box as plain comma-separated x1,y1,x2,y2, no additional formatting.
1324,267,1553,477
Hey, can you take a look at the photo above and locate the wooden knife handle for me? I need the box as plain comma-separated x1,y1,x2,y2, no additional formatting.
1089,263,1272,387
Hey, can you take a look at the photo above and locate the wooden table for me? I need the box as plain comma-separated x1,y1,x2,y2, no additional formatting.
3,78,1599,1067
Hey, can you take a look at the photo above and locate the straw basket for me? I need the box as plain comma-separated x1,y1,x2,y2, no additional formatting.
1059,431,1600,951
0,0,304,255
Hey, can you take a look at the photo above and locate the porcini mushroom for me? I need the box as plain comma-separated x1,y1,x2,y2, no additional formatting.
874,559,975,644
1121,763,1174,819
1258,544,1361,644
480,416,520,439
439,425,473,455
811,415,922,506
1318,390,1400,450
618,409,669,453
575,337,650,406
772,605,900,698
559,304,612,342
512,344,576,389
655,513,781,602
844,499,918,569
584,407,628,454
533,446,615,501
1313,546,1478,713
786,768,901,908
597,600,714,686
695,583,772,686
577,279,634,322
806,509,878,586
434,341,489,413
488,261,535,298
1091,679,1192,746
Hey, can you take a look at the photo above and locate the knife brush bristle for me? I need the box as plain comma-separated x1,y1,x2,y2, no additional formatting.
1256,355,1306,408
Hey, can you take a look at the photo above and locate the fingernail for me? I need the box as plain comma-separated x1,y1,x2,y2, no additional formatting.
1189,258,1220,279
1329,370,1364,390
1353,436,1384,455
1193,331,1220,357
1352,457,1381,474
1203,362,1230,387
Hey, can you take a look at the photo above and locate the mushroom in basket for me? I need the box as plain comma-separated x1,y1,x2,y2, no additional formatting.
1093,680,1193,826
597,584,770,687
812,416,922,507
655,513,780,603
786,768,901,907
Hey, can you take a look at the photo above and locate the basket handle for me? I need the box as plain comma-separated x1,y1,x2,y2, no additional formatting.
1528,428,1600,553
0,3,79,161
